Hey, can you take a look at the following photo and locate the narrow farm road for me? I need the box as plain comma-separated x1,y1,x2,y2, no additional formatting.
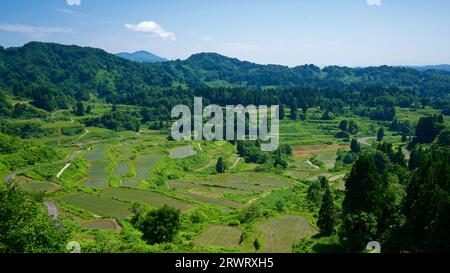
44,201,59,218
306,159,320,170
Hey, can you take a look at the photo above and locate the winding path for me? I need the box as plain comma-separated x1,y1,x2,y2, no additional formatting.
306,159,320,170
44,201,59,219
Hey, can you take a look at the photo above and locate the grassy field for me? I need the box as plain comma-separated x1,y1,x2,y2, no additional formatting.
16,176,61,193
58,192,130,218
100,188,196,211
180,192,243,210
82,219,122,232
257,215,318,253
194,225,243,249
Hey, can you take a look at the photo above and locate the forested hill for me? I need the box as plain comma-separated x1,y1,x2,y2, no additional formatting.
1,41,450,110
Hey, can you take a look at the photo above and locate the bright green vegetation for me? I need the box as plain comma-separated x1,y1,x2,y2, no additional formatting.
16,176,61,193
58,192,130,218
257,215,318,253
194,225,243,249
1,42,450,253
101,188,195,212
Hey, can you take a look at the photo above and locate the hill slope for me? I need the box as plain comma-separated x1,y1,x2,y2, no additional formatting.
1,42,450,110
116,51,168,63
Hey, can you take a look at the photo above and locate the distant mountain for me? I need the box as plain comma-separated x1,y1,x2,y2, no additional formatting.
116,50,168,63
409,65,450,72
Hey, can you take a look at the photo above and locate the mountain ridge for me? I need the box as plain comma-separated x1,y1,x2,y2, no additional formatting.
1,41,450,108
116,50,168,63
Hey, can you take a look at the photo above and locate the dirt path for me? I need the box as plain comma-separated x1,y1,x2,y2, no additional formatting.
329,173,346,182
358,137,376,146
56,163,71,178
74,129,90,143
306,159,320,170
44,201,58,218
230,157,241,169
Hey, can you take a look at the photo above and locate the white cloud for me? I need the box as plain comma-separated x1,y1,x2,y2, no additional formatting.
125,21,176,41
66,0,81,6
0,24,75,34
367,0,382,6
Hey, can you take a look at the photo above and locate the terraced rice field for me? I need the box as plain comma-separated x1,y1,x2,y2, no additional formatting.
180,192,243,210
114,162,129,176
58,192,130,218
135,154,162,179
16,177,61,193
192,174,284,192
84,177,108,189
257,215,317,253
82,219,122,232
84,145,106,161
195,225,243,249
316,151,338,169
88,160,109,177
101,188,195,211
169,145,196,159
122,178,141,187
169,180,251,195
245,173,294,188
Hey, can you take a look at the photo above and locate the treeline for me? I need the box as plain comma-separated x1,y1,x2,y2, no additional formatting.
1,42,449,118
311,116,450,252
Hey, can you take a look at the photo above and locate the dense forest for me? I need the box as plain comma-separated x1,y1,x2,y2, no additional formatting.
1,42,450,119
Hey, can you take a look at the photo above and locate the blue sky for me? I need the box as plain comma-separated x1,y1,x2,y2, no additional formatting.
1,0,449,67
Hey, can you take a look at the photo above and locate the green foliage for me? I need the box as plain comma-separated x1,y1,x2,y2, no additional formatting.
340,212,378,252
401,148,450,252
0,188,69,253
413,115,445,144
377,128,385,142
61,125,85,136
350,138,361,153
253,238,261,251
238,203,263,224
317,179,337,236
216,156,227,173
74,101,85,117
130,204,181,245
83,110,140,132
0,133,61,172
12,103,48,119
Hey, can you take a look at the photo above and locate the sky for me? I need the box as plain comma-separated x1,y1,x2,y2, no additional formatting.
1,0,450,67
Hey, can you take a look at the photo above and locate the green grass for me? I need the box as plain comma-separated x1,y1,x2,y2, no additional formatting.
59,192,130,218
257,215,318,253
194,225,243,249
16,177,61,193
100,188,196,211
180,192,243,210
82,219,122,232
